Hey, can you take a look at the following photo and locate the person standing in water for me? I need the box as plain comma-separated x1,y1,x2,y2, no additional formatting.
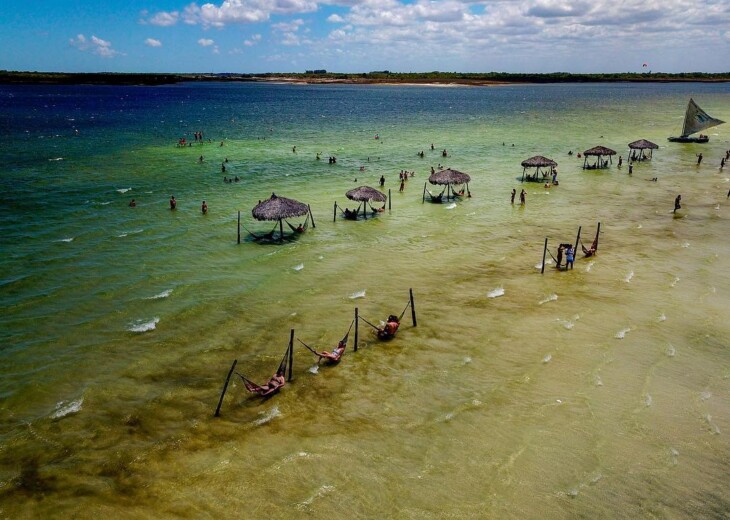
511,188,516,204
519,189,526,205
170,195,177,210
201,200,208,214
379,175,385,187
674,195,682,213
696,153,703,165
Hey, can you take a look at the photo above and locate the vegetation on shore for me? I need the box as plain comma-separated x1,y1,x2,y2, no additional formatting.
1,70,729,86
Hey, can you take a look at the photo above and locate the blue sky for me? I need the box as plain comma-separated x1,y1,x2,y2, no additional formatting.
3,0,730,73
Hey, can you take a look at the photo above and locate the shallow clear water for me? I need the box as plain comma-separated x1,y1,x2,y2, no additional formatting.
1,82,729,518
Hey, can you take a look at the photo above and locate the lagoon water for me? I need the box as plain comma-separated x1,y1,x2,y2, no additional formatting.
1,82,729,518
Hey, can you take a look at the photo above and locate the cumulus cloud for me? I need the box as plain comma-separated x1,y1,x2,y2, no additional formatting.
198,38,215,46
148,11,180,26
145,38,162,47
273,19,304,32
244,34,262,46
69,34,122,57
327,14,345,23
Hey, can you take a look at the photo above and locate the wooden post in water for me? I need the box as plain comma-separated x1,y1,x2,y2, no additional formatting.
308,204,316,228
287,329,294,382
354,307,359,352
422,182,427,203
237,211,241,244
574,226,582,253
214,359,237,417
541,237,548,274
595,222,601,251
409,288,417,327
333,202,337,222
388,189,392,211
466,182,471,198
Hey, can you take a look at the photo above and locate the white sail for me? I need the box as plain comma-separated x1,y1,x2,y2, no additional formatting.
681,98,725,137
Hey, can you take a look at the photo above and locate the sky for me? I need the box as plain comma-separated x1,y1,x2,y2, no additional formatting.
2,0,730,74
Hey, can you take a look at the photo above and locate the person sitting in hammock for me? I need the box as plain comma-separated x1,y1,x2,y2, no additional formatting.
318,340,346,363
344,208,358,219
377,315,400,340
252,372,286,396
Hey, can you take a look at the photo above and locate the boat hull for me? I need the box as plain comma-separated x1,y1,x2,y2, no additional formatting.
668,136,709,143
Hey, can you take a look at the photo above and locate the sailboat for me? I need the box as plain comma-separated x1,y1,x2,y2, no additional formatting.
668,98,724,143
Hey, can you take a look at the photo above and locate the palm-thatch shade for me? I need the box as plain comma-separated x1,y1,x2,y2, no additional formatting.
628,139,658,161
582,146,616,170
252,193,309,221
346,186,387,203
521,156,557,168
428,168,471,185
520,156,557,182
583,146,617,156
628,139,659,150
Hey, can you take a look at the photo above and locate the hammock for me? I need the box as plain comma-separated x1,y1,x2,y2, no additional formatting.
580,228,599,257
368,202,386,213
285,214,309,233
298,320,354,364
426,187,445,203
336,203,360,220
244,223,278,240
359,299,410,340
236,344,290,397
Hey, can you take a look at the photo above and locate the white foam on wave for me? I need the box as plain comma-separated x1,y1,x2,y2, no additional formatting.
666,344,676,357
57,237,74,243
615,327,631,339
705,414,721,434
147,289,172,300
658,313,666,322
445,203,457,209
644,394,652,407
117,228,143,238
129,317,159,332
670,448,679,465
308,364,319,374
681,242,690,248
671,277,680,287
700,391,712,401
542,354,552,364
349,290,366,299
253,405,281,426
50,398,83,419
637,224,643,229
117,188,132,194
539,293,558,305
48,157,64,161
624,271,634,283
595,375,603,387
463,356,472,364
585,261,594,272
487,287,504,298
293,263,304,271
562,320,574,330
296,484,335,511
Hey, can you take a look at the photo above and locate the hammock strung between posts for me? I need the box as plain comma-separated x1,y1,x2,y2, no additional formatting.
368,202,386,214
243,222,278,240
580,229,599,257
359,299,411,340
236,344,290,397
298,320,354,363
285,213,310,233
425,187,446,203
336,203,361,220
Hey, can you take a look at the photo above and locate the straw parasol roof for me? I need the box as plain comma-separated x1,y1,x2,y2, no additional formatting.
252,193,309,221
428,168,471,186
346,186,387,203
521,156,557,168
628,139,659,150
584,146,616,156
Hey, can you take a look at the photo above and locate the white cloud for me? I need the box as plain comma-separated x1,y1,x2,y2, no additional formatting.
148,11,180,26
273,19,304,32
145,38,163,47
69,33,122,58
198,38,215,46
244,34,262,46
327,14,345,23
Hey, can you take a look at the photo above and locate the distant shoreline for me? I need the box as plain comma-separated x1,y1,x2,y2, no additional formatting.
1,71,729,86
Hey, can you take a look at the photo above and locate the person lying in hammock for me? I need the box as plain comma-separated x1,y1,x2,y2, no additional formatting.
344,207,358,219
377,315,400,340
317,340,346,363
242,372,286,397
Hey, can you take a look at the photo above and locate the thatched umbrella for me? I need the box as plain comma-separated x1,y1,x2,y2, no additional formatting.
520,156,557,182
343,186,387,220
583,146,616,169
426,168,471,200
628,139,658,161
251,193,313,239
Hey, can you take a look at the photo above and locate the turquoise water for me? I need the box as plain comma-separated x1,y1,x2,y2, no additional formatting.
1,82,730,518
